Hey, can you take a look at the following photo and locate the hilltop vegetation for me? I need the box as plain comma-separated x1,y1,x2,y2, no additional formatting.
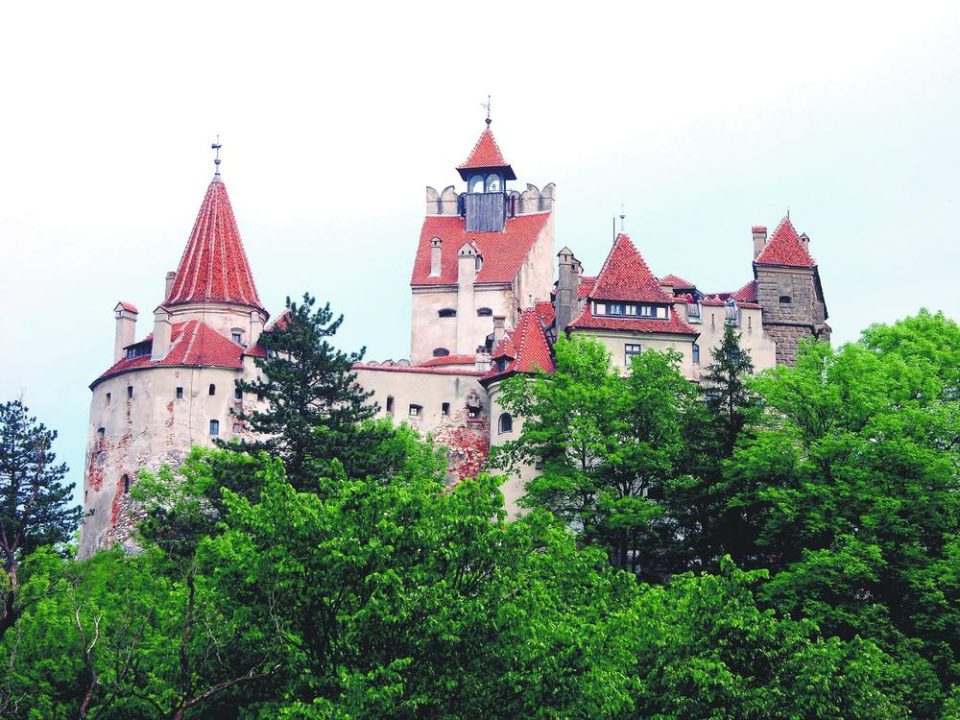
2,310,959,719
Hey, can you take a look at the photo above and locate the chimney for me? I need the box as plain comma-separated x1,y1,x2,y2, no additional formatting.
249,310,264,347
164,271,176,299
752,225,767,259
113,302,138,363
493,315,506,343
151,306,172,360
799,232,810,246
555,246,579,331
430,237,442,276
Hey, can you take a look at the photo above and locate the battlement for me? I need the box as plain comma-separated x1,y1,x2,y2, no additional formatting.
425,182,556,217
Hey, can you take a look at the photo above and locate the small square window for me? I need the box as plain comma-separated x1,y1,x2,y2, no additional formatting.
176,387,184,400
209,419,220,436
625,304,637,316
779,295,792,304
409,404,422,417
234,387,243,400
232,331,242,344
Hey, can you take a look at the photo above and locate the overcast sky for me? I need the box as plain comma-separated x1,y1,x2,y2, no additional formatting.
2,2,958,502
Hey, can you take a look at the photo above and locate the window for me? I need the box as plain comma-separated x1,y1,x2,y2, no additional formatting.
176,386,184,400
640,305,655,317
409,404,422,417
625,304,637,316
476,307,493,317
232,331,243,344
498,413,513,434
105,392,111,405
122,474,130,494
625,344,642,365
127,386,133,399
234,387,243,400
438,308,457,318
257,391,265,402
97,427,105,439
469,175,484,193
779,295,792,304
442,402,450,416
467,407,480,420
485,174,501,192
232,423,241,433
433,347,450,357
209,384,216,396
607,302,624,316
692,343,701,365
386,395,395,415
725,299,739,325
209,419,220,436
687,302,701,322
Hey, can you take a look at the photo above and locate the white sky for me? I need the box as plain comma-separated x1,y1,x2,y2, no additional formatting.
2,1,959,501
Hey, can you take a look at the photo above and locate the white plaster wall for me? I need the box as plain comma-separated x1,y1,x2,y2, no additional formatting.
486,381,538,518
79,357,263,559
685,306,777,377
410,286,515,365
513,212,556,309
572,330,697,379
165,302,267,346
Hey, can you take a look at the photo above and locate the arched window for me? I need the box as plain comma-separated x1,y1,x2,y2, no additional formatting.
438,308,457,318
485,174,501,193
476,307,493,317
469,175,484,193
692,343,701,365
433,347,450,357
97,427,105,439
122,474,130,494
498,413,513,434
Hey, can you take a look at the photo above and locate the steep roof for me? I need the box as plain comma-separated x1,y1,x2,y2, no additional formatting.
484,308,554,382
418,354,477,368
411,212,551,286
754,217,816,268
456,126,516,180
589,234,674,304
165,177,265,311
732,280,758,302
568,304,700,336
92,320,250,387
660,273,696,289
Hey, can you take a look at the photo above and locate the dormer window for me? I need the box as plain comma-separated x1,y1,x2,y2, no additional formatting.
231,330,243,345
687,302,701,322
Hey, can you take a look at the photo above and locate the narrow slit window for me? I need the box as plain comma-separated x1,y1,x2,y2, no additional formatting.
441,402,450,416
209,419,220,436
127,386,133,399
105,392,111,405
176,387,184,400
386,395,395,416
122,474,130,494
209,384,216,396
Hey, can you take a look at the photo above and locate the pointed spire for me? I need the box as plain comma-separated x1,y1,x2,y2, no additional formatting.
164,178,265,311
754,216,816,268
457,125,516,181
590,234,673,304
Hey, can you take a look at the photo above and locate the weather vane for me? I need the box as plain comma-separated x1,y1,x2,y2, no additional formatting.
482,95,492,126
620,203,626,233
211,135,222,176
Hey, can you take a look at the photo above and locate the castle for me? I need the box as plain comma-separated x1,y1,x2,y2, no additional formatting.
78,119,830,558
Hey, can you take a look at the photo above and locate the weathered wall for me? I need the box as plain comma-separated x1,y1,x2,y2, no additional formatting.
755,266,828,365
410,286,515,365
570,328,698,378
79,358,262,559
684,305,777,376
486,381,537,518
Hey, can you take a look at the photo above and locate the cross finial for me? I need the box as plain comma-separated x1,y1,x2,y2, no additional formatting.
482,95,492,126
619,203,626,234
211,135,222,176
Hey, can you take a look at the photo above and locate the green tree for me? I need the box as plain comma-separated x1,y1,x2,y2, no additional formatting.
494,335,696,576
0,400,80,638
232,293,389,488
725,314,960,715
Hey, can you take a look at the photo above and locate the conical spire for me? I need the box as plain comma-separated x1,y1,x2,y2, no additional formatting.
164,177,265,311
590,233,673,303
754,216,816,268
456,126,516,180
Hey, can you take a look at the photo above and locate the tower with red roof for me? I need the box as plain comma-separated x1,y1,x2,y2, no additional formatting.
751,217,830,364
410,120,556,365
79,169,273,559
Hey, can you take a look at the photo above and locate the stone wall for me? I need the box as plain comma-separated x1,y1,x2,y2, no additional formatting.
755,266,827,366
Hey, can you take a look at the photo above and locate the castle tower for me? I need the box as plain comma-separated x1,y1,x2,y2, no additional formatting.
79,170,270,559
752,217,830,365
410,120,556,366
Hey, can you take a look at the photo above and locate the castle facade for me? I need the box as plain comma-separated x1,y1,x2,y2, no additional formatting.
79,120,829,556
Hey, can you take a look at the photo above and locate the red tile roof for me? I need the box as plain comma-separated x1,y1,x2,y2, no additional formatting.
353,363,485,378
589,234,674,304
534,300,556,327
484,308,554,381
660,273,696,289
701,295,725,307
165,178,265,311
411,212,551,286
92,320,247,387
754,217,816,268
456,126,516,179
419,354,477,368
115,301,139,314
578,276,597,298
568,304,700,336
732,280,758,302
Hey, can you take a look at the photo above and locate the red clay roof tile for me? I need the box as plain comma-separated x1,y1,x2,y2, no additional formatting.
457,126,515,179
418,354,477,368
589,234,674,304
568,304,700,336
660,273,696,289
754,217,816,268
165,178,265,311
485,308,554,380
411,212,551,286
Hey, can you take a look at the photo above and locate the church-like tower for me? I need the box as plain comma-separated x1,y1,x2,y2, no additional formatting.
409,120,556,365
79,168,270,559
